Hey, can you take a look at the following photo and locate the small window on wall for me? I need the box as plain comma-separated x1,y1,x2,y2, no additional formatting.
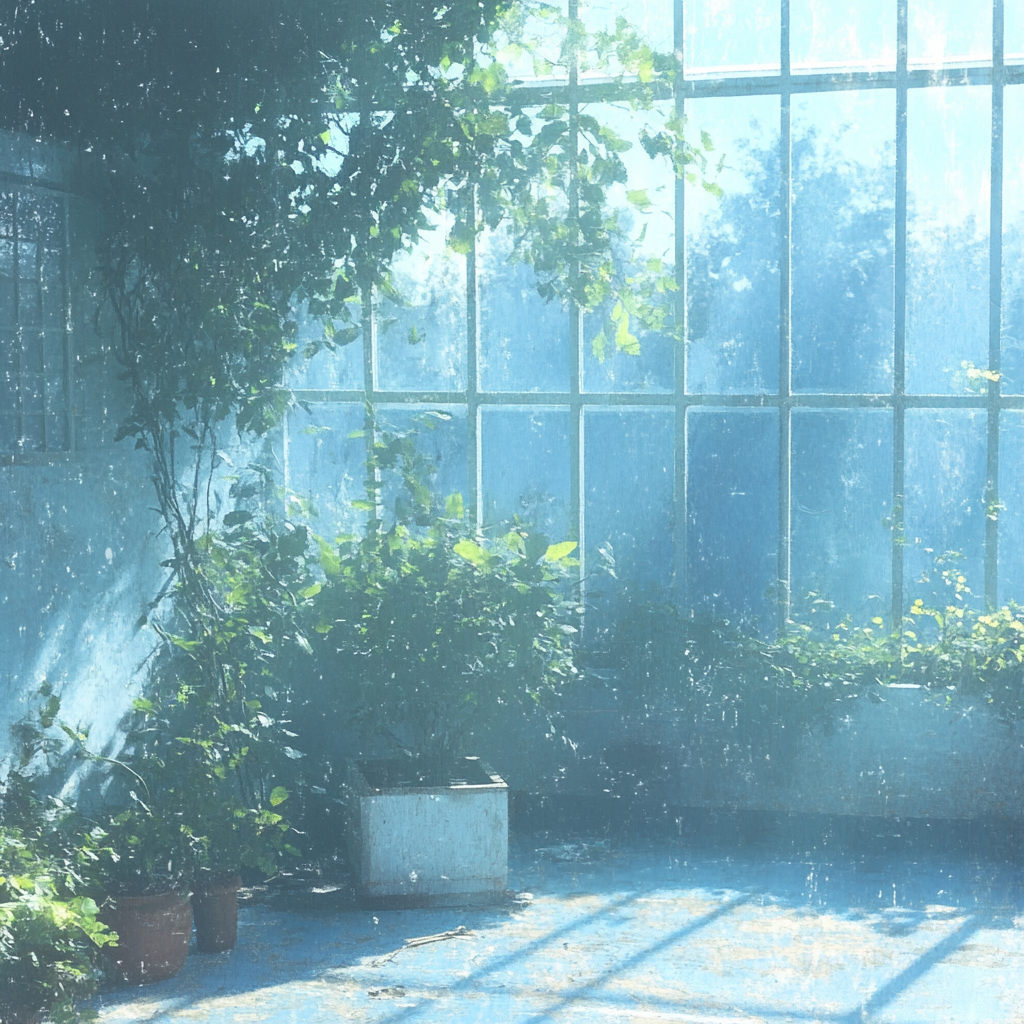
0,187,70,458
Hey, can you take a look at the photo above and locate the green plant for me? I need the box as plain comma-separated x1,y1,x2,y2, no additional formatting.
298,422,582,773
606,555,1024,752
0,764,116,1024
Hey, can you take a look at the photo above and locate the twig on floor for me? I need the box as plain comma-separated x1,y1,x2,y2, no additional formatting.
371,924,472,967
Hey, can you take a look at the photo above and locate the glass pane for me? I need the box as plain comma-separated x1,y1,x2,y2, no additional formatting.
906,86,990,395
684,0,781,77
581,0,671,44
478,226,570,393
376,214,467,392
687,408,778,626
903,409,987,609
581,0,674,73
792,90,895,394
791,0,897,72
376,405,469,522
285,299,364,392
791,410,893,623
480,407,571,540
583,101,675,394
285,403,367,536
492,0,568,83
1001,85,1024,394
686,95,780,395
999,410,1024,604
909,0,992,68
585,408,674,619
1008,0,1024,64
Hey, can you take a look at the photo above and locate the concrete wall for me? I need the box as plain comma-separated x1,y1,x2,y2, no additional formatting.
541,686,1024,822
0,133,163,763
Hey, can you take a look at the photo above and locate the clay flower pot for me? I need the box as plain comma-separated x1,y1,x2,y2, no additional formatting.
100,891,191,986
190,874,241,953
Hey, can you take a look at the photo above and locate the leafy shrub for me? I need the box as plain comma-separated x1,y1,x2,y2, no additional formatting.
0,773,115,1024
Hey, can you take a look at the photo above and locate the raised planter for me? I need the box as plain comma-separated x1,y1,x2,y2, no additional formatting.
344,756,508,905
191,874,241,953
99,891,191,986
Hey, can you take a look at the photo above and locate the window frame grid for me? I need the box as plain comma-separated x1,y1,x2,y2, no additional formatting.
0,174,75,464
289,0,1015,628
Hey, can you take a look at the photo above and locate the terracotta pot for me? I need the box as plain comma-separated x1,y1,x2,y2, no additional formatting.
100,891,191,986
191,874,241,953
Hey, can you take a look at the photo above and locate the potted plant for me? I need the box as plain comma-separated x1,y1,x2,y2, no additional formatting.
115,686,299,956
302,431,581,902
92,790,194,987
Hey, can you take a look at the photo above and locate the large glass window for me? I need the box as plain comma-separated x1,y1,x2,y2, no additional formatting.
285,1,1024,632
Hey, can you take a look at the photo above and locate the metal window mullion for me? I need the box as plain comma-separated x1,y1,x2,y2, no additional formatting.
892,0,909,626
36,197,47,452
362,286,380,529
987,0,1005,609
777,0,793,630
12,191,22,448
62,193,74,453
568,0,584,580
675,0,689,611
466,185,482,528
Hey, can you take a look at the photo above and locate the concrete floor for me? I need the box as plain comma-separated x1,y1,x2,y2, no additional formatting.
92,825,1024,1024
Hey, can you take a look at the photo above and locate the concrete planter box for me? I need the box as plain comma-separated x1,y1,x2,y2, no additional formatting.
343,757,508,905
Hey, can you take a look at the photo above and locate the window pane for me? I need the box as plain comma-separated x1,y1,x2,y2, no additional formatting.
376,405,469,520
583,101,675,394
492,0,568,83
686,95,780,395
480,407,570,540
1008,0,1024,64
684,0,781,77
909,0,992,68
285,300,364,392
585,408,674,620
791,410,893,622
581,0,673,68
792,90,895,394
903,409,987,608
1001,85,1024,394
791,0,897,72
376,214,467,392
581,0,671,43
687,408,778,626
478,226,570,393
285,403,367,536
906,86,990,395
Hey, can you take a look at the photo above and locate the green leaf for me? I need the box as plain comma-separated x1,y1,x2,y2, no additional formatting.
269,786,289,806
626,188,652,212
615,311,640,356
544,541,578,562
317,537,341,577
299,583,322,599
445,493,465,519
453,539,489,567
